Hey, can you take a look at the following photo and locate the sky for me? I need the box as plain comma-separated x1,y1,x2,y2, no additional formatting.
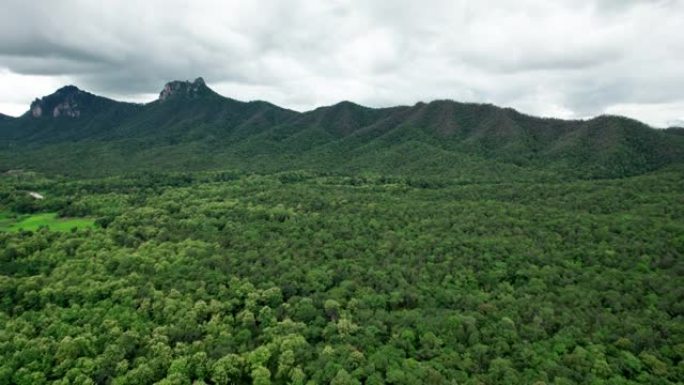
0,0,683,127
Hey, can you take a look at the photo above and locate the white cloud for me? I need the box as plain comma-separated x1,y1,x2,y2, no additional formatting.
0,0,682,126
605,101,684,128
0,69,72,116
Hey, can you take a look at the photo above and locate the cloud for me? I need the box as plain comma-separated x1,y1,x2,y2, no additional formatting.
0,69,71,116
605,101,684,128
0,0,682,127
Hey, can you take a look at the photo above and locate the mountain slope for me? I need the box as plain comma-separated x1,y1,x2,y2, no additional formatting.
0,85,143,145
0,78,682,179
91,78,297,144
665,127,684,136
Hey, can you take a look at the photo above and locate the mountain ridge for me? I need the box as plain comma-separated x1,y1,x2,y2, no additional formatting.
0,79,663,128
1,78,682,179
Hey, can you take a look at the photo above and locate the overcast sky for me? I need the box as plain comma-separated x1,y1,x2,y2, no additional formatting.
1,0,682,127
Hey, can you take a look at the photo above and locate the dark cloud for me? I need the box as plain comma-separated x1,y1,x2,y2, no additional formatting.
0,0,682,126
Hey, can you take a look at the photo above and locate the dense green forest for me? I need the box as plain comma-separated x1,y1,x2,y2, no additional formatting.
1,167,682,385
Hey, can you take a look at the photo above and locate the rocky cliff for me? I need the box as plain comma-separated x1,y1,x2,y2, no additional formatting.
159,77,210,101
29,85,84,118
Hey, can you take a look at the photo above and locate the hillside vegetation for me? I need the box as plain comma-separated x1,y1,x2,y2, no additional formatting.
1,78,682,179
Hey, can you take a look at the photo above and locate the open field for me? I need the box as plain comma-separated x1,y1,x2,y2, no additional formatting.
0,211,95,232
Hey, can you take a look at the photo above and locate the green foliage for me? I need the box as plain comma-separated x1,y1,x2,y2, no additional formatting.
1,86,682,180
0,168,682,384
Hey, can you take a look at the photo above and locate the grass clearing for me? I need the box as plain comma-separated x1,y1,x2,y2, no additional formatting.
0,212,95,232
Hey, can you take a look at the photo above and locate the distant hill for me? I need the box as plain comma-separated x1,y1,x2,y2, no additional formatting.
0,78,682,179
0,85,142,145
665,127,684,136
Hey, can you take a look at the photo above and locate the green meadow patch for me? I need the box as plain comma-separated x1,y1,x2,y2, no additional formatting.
0,212,95,232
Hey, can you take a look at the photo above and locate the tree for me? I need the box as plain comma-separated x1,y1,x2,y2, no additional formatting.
211,354,243,385
330,369,360,385
251,366,271,385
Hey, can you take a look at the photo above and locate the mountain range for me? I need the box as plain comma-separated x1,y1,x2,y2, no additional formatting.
1,77,682,179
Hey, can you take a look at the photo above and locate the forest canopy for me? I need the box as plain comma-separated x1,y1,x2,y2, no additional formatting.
0,168,682,384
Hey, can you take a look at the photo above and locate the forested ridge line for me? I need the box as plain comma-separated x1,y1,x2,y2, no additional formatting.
2,79,682,179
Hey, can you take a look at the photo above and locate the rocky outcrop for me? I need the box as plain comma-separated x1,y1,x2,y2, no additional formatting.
30,105,43,118
29,85,84,118
52,101,81,118
159,77,209,101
